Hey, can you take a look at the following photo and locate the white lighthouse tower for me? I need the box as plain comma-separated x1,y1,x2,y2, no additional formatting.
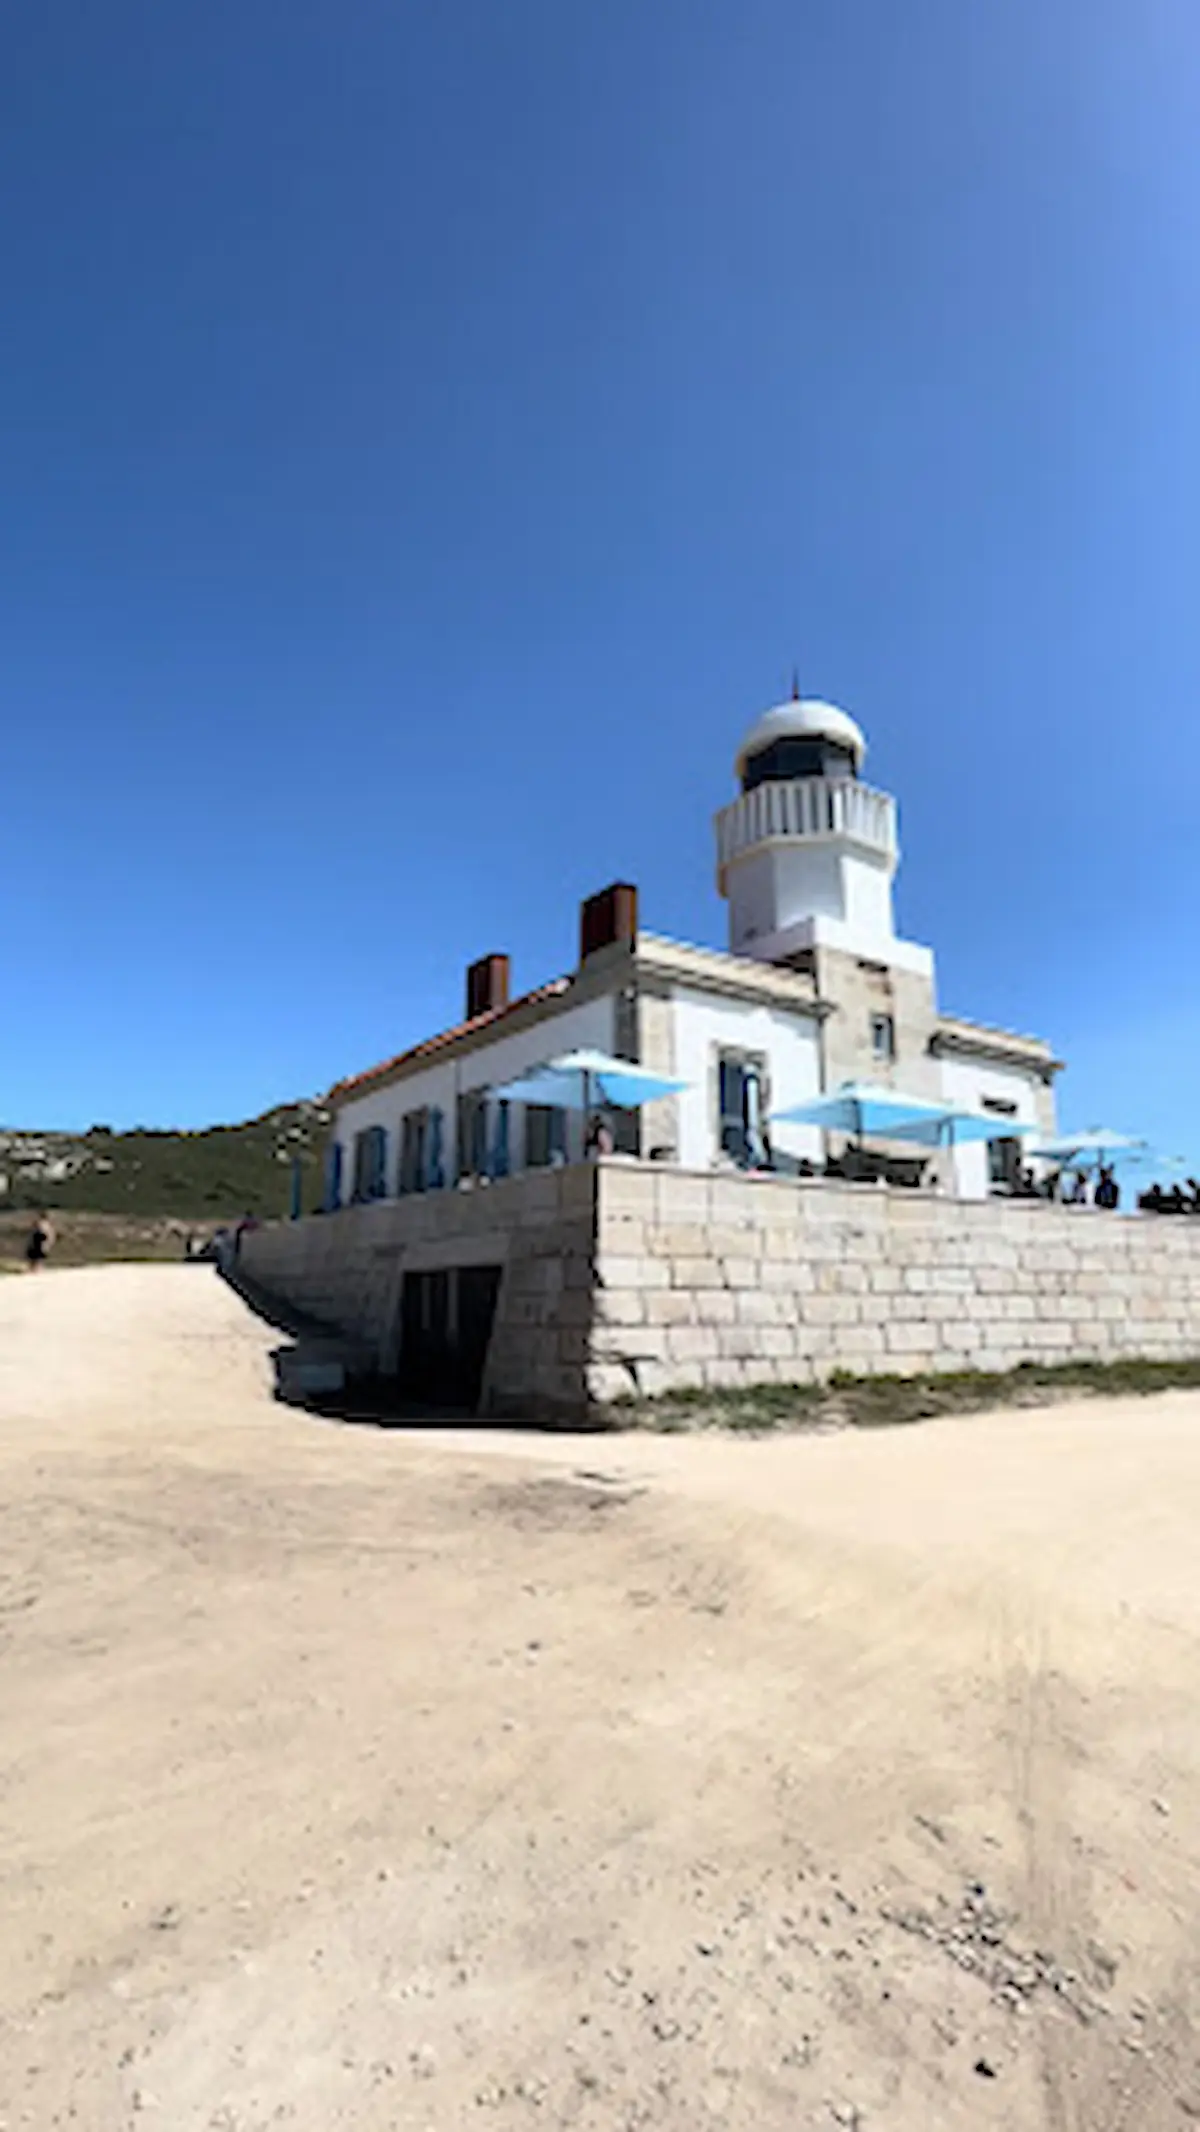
714,688,931,979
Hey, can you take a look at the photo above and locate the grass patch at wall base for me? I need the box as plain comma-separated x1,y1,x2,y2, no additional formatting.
609,1356,1200,1434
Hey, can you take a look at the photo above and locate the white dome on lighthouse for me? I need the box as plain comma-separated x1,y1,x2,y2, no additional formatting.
735,697,867,780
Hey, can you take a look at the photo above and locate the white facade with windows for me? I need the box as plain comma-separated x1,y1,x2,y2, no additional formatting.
325,694,1060,1205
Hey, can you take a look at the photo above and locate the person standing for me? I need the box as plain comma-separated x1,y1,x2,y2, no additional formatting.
24,1212,56,1272
1094,1166,1120,1211
585,1115,615,1158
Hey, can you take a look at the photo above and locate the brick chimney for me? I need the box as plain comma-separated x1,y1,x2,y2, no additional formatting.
466,953,511,1021
579,882,638,964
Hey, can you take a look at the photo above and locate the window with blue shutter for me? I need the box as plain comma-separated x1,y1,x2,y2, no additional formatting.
369,1125,388,1198
425,1107,446,1191
324,1139,344,1212
352,1125,389,1201
399,1109,428,1194
457,1090,490,1181
490,1099,511,1179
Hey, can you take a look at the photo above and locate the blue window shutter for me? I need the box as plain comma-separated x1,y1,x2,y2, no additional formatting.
372,1125,388,1198
744,1070,766,1166
426,1107,445,1191
491,1100,510,1179
326,1140,344,1211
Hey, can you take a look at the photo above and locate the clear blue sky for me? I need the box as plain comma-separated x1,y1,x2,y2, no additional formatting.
5,2,1198,1158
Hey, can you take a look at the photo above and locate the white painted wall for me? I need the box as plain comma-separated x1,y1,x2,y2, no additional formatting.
840,845,899,946
667,985,824,1170
937,1054,1047,1200
727,845,844,950
333,992,617,1196
726,838,897,960
330,961,1051,1203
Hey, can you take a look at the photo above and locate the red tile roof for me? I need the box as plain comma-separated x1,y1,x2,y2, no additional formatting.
327,977,571,1104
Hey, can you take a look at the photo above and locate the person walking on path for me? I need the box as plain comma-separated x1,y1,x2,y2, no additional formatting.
24,1212,56,1272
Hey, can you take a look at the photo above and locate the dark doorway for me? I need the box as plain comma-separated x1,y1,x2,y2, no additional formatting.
400,1268,451,1405
457,1265,503,1406
398,1264,502,1410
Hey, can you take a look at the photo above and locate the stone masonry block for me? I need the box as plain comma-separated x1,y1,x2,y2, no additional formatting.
969,1293,1009,1321
939,1320,983,1353
885,1321,936,1354
585,1362,637,1407
593,1288,645,1327
707,1224,764,1258
976,1268,1014,1295
1031,1321,1075,1349
830,1324,887,1359
760,1259,815,1293
753,1326,800,1358
647,1223,712,1259
598,1218,648,1258
735,1288,788,1326
644,1290,698,1327
665,1325,721,1361
703,1357,751,1389
670,1257,724,1290
816,1263,868,1294
690,1288,738,1324
652,1176,711,1224
590,1324,668,1364
626,1359,680,1399
718,1324,773,1359
804,1293,862,1326
928,1267,973,1294
722,1258,761,1290
868,1266,903,1293
599,1256,669,1290
599,1167,657,1217
707,1176,762,1223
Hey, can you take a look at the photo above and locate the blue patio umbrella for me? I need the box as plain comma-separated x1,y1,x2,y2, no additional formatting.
491,1048,689,1113
887,1108,1040,1152
1029,1129,1148,1167
769,1081,955,1143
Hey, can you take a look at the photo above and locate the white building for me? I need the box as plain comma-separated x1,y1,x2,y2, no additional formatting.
326,694,1059,1205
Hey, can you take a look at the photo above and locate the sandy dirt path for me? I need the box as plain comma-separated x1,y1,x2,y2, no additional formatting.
1,1265,1198,2131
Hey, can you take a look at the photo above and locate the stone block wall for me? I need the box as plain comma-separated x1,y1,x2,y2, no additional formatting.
586,1165,1200,1406
240,1161,1200,1421
238,1165,596,1419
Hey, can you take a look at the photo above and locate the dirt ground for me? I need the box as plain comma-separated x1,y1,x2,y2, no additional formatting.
2,1268,1199,2132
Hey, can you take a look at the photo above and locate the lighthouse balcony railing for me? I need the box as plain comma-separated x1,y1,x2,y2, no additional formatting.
715,777,897,874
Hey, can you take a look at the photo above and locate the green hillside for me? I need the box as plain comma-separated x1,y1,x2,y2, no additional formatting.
0,1102,331,1220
